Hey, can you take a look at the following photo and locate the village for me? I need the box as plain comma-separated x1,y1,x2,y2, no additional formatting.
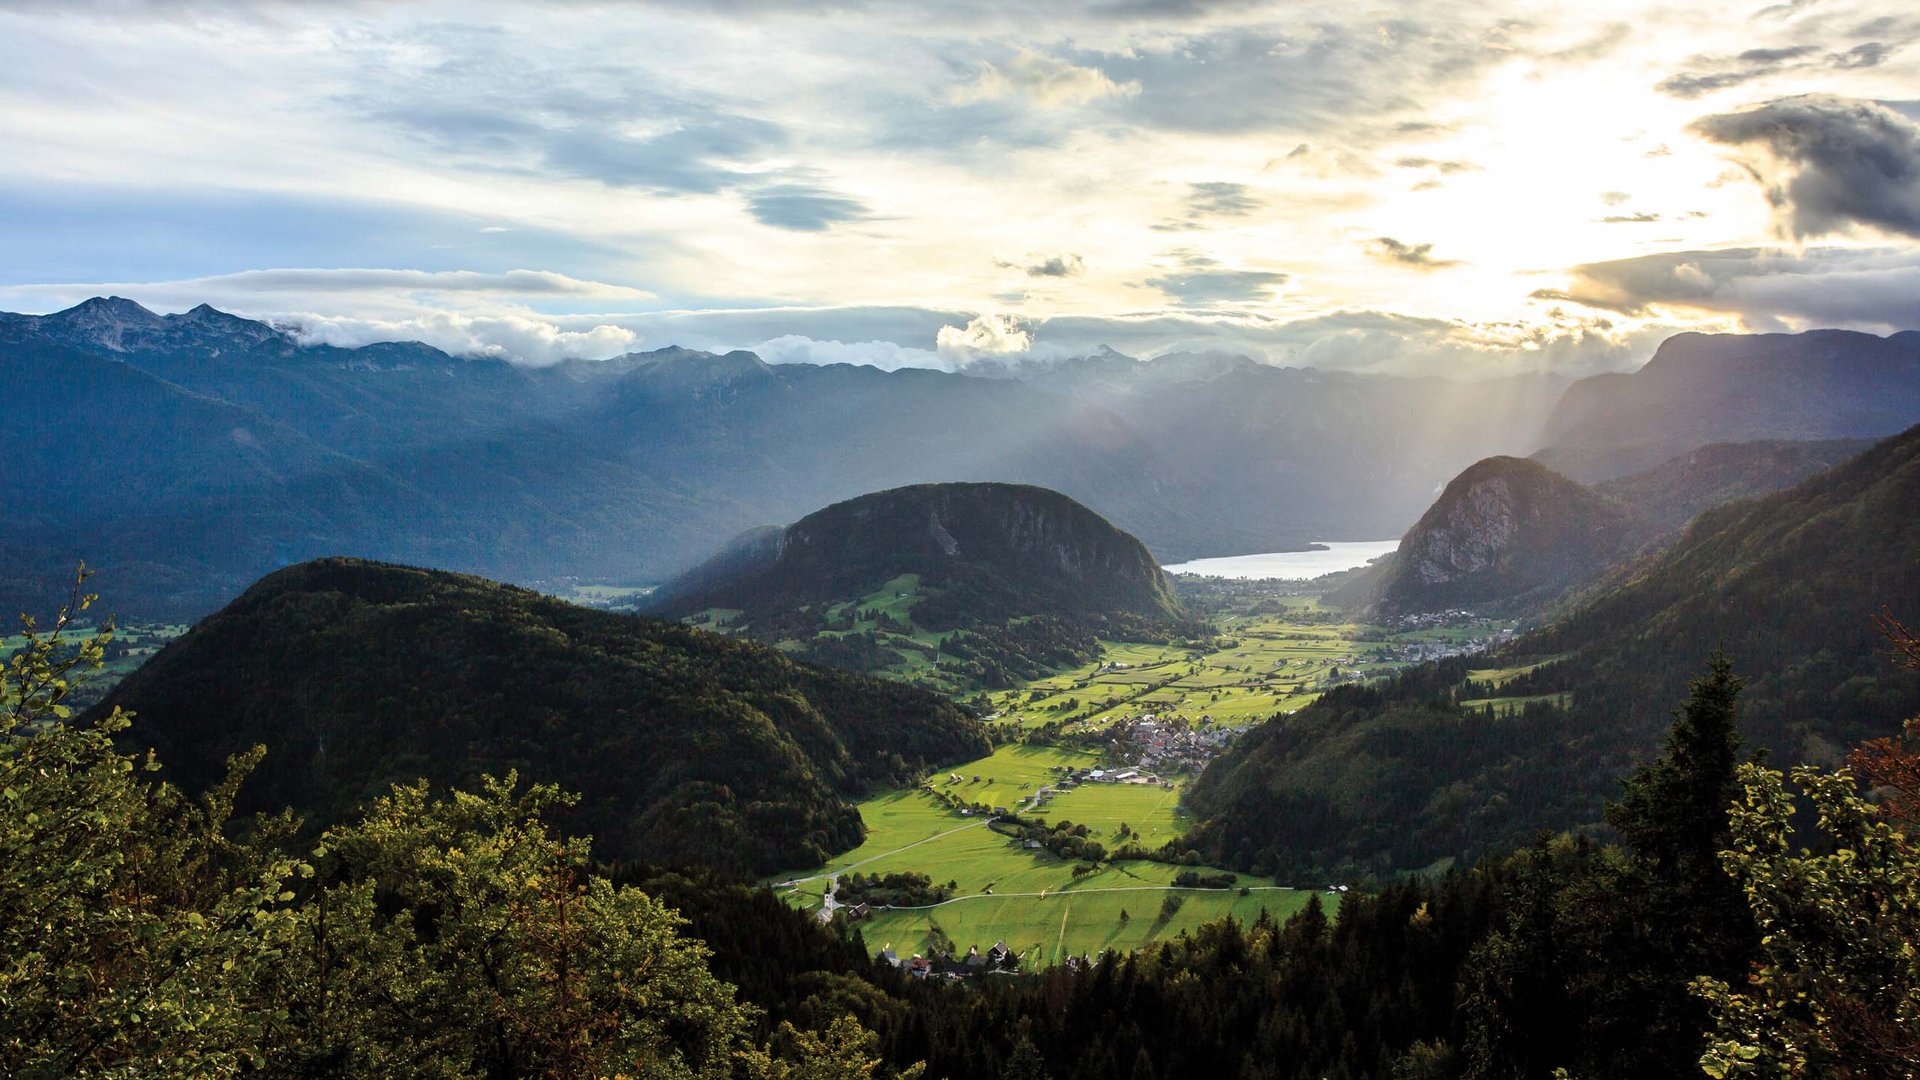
875,941,1022,980
1104,714,1236,774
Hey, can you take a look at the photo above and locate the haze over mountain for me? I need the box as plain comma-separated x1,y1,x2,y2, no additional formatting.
92,558,988,875
0,297,1567,618
1533,330,1920,482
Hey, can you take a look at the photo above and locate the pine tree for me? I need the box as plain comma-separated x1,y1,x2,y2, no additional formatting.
1002,1036,1052,1080
1606,650,1746,889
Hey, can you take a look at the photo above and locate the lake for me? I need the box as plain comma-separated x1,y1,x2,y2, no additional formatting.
1162,540,1399,580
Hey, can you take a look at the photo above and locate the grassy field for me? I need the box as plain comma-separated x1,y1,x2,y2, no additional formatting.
1457,692,1574,716
768,604,1530,968
987,611,1379,732
1465,654,1570,688
769,738,1312,967
855,882,1322,968
2,621,187,707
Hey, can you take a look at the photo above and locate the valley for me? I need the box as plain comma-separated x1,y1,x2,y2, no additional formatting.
766,591,1532,968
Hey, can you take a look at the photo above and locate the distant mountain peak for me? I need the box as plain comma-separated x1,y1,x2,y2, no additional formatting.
43,296,166,350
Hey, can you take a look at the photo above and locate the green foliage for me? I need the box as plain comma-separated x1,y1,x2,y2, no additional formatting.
1,688,914,1076
1,589,306,1077
1695,763,1920,1078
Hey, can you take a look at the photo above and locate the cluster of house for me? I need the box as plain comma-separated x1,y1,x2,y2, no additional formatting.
1043,763,1171,790
1112,715,1236,773
878,942,1019,979
1372,626,1519,665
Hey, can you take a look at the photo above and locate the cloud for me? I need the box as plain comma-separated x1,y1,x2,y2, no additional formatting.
744,184,873,231
1692,95,1920,238
1154,181,1266,231
748,333,945,371
947,49,1140,108
1657,40,1906,98
935,313,1032,361
1186,181,1262,216
1538,246,1920,330
1599,211,1662,223
286,311,640,366
1,267,653,310
1000,253,1085,278
1393,157,1478,174
1367,237,1460,269
1143,251,1288,306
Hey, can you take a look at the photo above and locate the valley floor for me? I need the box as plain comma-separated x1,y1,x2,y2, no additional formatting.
772,603,1518,968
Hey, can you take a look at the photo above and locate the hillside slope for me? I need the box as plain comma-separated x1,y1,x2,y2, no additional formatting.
649,483,1191,688
93,558,989,875
1592,437,1871,535
1184,424,1920,879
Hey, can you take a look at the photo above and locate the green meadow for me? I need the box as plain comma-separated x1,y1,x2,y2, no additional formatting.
988,610,1379,731
856,883,1322,968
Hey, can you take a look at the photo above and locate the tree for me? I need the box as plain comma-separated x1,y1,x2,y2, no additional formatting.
1695,762,1920,1078
1002,1035,1052,1080
1697,613,1920,1078
1,576,306,1077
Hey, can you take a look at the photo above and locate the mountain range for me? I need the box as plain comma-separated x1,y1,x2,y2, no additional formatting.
2,297,1564,617
9,298,1920,627
1533,329,1920,482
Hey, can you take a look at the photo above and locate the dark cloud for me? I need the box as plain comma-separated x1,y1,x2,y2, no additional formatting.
1024,254,1085,277
1599,211,1662,223
1658,40,1906,98
1153,181,1265,231
1143,250,1287,306
1693,95,1920,238
743,185,872,231
1538,246,1920,329
1367,237,1460,269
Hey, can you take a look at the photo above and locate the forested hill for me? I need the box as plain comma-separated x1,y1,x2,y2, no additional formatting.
90,558,989,875
1183,423,1920,879
647,482,1195,688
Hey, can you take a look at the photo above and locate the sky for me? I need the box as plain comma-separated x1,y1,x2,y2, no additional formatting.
1,0,1918,376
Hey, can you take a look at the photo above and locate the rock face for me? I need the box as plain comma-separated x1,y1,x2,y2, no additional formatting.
1343,457,1637,616
649,482,1182,628
1534,329,1920,482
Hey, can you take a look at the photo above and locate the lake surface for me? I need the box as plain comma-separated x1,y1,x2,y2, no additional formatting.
1162,540,1399,580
